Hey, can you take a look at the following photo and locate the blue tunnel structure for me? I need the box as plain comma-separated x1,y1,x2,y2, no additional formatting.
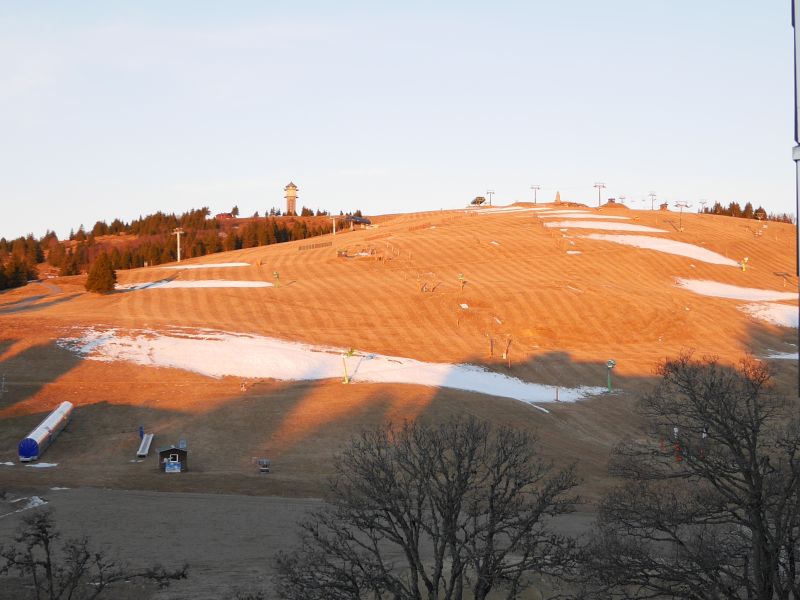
18,401,74,462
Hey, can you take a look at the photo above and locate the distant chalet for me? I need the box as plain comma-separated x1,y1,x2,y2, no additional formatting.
215,212,234,220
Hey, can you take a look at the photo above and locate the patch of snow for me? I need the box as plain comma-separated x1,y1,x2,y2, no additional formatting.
763,351,799,360
676,279,798,301
490,241,500,246
50,487,70,490
25,462,58,468
541,212,630,220
116,280,273,290
459,303,469,309
1,496,48,519
1,461,14,466
160,263,249,270
566,250,581,255
739,303,798,328
476,206,536,214
545,221,667,233
58,327,605,405
580,234,739,266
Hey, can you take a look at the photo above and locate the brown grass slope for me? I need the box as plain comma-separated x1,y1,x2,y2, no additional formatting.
0,204,796,500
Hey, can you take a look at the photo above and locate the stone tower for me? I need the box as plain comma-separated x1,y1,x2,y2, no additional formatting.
284,182,298,216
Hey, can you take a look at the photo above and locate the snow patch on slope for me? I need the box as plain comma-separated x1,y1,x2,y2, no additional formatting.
545,221,666,233
116,280,273,290
57,328,604,406
160,263,250,270
739,303,798,328
580,235,739,266
675,279,798,302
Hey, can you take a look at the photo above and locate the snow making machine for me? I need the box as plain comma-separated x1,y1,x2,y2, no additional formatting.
18,401,74,462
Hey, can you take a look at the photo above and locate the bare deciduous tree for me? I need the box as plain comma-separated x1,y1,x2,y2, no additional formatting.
275,418,579,600
581,354,800,600
0,509,188,600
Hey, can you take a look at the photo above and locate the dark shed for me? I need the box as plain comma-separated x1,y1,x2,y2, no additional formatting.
157,445,188,472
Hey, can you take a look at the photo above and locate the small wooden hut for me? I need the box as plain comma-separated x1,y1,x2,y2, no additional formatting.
157,445,188,472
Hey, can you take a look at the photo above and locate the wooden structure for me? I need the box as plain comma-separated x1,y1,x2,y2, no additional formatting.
157,445,188,472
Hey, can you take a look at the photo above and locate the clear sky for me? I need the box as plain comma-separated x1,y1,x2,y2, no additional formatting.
0,1,794,239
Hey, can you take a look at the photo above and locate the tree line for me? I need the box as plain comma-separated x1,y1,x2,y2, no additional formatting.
702,200,794,223
0,206,363,291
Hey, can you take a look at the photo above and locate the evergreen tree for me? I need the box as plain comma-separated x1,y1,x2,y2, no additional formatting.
85,252,116,293
4,255,33,287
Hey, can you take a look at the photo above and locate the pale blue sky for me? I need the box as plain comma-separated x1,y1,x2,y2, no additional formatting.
0,1,793,239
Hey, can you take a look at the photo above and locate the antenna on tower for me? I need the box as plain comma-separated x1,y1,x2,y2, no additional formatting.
674,201,692,230
594,182,606,207
172,228,184,262
530,185,540,205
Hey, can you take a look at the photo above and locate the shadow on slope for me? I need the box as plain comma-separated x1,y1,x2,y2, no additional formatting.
0,339,84,417
0,294,80,315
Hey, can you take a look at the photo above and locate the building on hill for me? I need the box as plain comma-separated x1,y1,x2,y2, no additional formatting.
345,215,372,230
284,182,298,216
157,444,188,472
215,212,233,220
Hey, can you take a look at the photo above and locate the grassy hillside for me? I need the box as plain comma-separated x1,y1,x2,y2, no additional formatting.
0,203,796,500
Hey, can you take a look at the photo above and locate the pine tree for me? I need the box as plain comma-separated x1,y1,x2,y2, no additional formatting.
85,252,116,293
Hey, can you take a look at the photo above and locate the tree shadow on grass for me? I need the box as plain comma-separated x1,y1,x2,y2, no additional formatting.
0,294,80,316
0,340,83,414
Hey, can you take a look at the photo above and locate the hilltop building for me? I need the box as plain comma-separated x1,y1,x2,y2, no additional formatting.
284,182,298,216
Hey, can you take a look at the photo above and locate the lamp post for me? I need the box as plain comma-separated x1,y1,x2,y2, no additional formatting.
594,182,606,207
530,185,540,205
172,228,184,262
486,189,494,206
648,191,657,211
